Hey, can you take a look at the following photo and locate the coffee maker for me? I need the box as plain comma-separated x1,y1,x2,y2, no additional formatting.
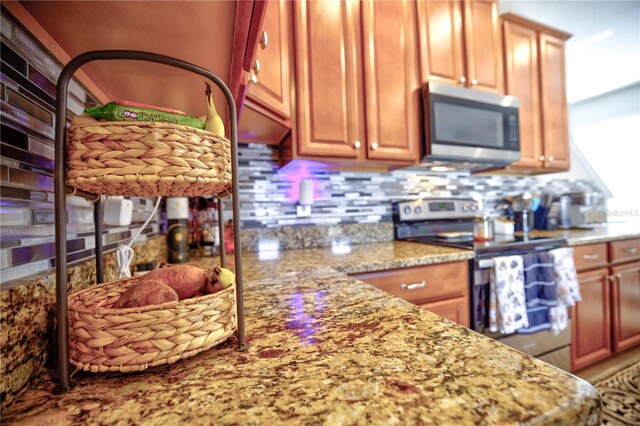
567,192,607,227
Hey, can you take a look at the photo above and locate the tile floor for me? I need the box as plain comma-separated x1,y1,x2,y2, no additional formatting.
574,346,640,382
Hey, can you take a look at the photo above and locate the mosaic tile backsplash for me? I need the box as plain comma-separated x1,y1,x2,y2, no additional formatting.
0,9,162,285
231,143,604,231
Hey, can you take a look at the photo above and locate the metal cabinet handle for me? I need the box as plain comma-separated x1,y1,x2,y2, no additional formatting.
609,273,623,283
623,247,638,254
400,281,427,290
371,142,379,150
539,155,546,161
249,72,258,85
471,79,478,86
353,140,361,149
260,31,268,49
253,59,261,74
582,254,599,260
458,76,467,85
548,156,555,162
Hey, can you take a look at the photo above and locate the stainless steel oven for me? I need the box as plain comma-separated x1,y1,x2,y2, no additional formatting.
474,257,571,371
419,82,521,171
393,197,571,371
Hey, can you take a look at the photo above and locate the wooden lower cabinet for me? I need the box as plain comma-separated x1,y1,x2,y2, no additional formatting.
571,268,612,371
571,239,640,371
611,261,640,353
420,296,469,327
353,261,469,327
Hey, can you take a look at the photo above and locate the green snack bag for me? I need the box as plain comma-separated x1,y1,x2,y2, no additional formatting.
84,101,205,129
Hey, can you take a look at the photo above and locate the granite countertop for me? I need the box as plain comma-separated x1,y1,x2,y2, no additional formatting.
522,223,640,247
4,266,601,425
219,241,475,282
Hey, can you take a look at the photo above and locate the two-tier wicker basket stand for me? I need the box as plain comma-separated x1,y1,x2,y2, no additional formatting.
54,50,246,391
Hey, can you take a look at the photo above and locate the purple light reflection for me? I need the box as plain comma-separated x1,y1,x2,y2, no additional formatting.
279,160,326,202
285,290,327,346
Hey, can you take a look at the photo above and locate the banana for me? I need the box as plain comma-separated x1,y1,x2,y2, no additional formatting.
204,82,225,137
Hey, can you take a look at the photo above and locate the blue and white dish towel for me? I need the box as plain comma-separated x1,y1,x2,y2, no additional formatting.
517,252,558,334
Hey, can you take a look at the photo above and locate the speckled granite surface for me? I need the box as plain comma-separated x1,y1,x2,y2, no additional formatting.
0,236,167,411
204,241,474,282
520,223,640,247
241,222,394,252
2,268,601,425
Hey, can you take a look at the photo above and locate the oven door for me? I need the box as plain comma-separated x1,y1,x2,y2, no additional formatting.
421,82,521,165
470,256,572,372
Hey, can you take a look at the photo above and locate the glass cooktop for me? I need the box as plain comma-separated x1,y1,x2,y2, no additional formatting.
405,235,567,258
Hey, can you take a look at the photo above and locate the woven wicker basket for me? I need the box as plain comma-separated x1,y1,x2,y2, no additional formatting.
66,121,232,197
68,276,237,373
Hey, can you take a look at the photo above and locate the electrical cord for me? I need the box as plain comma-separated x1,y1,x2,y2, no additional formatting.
116,197,162,279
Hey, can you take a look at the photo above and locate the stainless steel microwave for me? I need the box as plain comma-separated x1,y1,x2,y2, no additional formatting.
419,82,521,171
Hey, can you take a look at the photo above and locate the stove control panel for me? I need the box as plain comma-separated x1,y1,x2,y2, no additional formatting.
394,198,480,222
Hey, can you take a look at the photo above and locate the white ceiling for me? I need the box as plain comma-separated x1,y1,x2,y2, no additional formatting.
499,0,640,104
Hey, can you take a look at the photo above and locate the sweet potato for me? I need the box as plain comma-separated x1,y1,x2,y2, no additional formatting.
112,280,179,309
143,265,208,300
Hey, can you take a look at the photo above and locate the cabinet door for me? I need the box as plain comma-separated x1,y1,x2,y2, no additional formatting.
361,0,420,163
539,33,570,170
503,20,542,169
246,0,291,119
462,0,503,94
611,261,640,353
293,0,363,158
571,268,612,371
416,0,464,86
420,296,469,327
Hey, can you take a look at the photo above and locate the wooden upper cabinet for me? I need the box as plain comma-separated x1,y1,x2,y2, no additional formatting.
361,0,420,163
416,0,464,86
246,0,291,120
501,14,571,173
417,0,503,94
610,261,640,353
503,20,542,168
293,0,363,159
462,0,504,93
571,268,612,371
539,33,570,170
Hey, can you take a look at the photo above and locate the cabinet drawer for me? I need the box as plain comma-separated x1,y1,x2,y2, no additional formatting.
609,238,640,264
573,243,608,271
420,296,469,327
353,261,468,304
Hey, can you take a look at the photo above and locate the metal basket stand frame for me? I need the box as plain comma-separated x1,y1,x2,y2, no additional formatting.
54,50,246,391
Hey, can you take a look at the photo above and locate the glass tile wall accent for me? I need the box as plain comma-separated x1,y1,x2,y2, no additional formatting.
0,10,162,284
229,143,604,229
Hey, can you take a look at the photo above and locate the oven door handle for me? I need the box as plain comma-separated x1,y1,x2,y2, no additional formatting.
477,259,495,269
400,281,427,290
